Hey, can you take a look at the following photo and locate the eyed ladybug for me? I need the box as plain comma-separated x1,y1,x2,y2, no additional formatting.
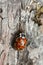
11,30,27,50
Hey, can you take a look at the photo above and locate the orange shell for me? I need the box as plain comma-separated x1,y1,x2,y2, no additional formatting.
14,37,27,50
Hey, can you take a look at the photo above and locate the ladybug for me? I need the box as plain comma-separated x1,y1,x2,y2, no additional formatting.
11,30,27,50
14,33,27,50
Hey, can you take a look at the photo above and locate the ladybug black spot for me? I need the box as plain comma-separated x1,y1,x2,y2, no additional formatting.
0,8,3,13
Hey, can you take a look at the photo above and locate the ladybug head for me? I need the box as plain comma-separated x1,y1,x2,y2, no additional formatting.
18,33,26,38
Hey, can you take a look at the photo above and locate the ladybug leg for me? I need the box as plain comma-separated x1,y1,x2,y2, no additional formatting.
17,51,19,59
11,33,14,36
26,42,30,46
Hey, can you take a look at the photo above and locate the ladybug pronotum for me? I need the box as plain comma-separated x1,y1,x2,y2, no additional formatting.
11,31,27,50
